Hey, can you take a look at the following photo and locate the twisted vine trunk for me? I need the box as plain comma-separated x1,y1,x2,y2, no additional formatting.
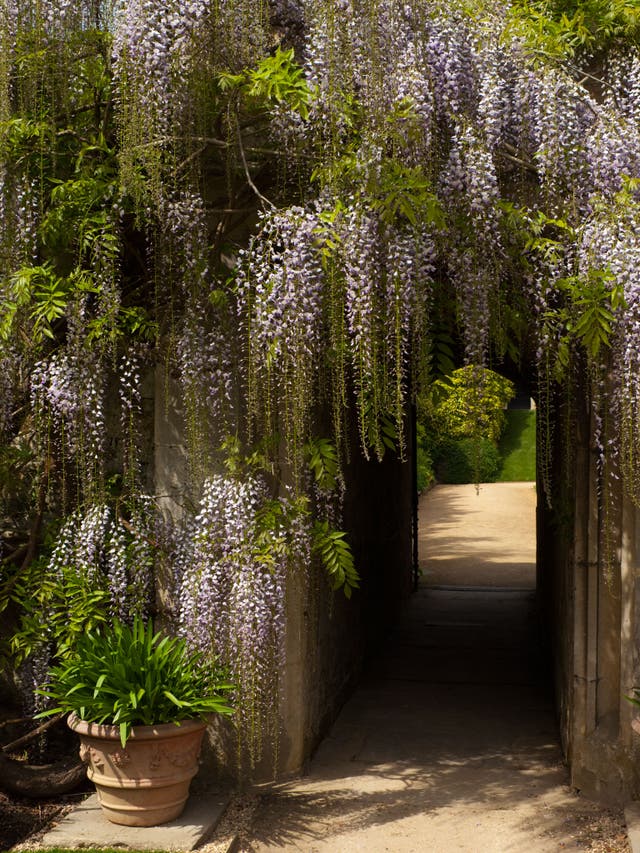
0,752,86,798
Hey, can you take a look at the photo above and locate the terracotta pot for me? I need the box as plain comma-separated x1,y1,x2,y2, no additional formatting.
68,713,206,827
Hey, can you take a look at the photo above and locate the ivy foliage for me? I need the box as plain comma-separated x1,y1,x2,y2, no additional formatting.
219,47,313,118
312,520,360,599
6,562,111,667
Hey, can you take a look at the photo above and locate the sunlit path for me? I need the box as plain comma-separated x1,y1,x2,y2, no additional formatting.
419,482,537,588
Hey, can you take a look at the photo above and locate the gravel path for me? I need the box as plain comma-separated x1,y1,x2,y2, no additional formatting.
419,482,537,588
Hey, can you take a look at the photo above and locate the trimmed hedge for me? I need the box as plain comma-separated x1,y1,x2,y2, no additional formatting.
433,437,502,484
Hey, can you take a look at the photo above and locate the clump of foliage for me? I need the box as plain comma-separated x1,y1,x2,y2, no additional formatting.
419,367,514,485
37,616,234,748
508,0,640,58
416,421,436,494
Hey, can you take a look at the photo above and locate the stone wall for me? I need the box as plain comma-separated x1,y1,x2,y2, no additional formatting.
153,374,415,783
540,386,640,803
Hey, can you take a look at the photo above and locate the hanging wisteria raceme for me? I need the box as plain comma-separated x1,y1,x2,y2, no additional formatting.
125,495,156,617
477,46,526,158
339,204,383,455
437,125,501,367
521,68,596,211
577,193,640,502
0,172,41,443
0,349,19,438
177,473,310,768
30,299,106,498
384,225,434,454
606,48,640,127
424,10,480,123
159,191,236,476
47,502,154,618
119,350,145,489
587,115,640,199
161,191,211,299
0,172,38,275
237,206,325,471
178,294,235,476
113,0,187,200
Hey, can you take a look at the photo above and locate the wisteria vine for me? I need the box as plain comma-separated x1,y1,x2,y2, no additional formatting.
1,0,640,775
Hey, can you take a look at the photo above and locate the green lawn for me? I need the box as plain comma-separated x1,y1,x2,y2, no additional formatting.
497,409,536,482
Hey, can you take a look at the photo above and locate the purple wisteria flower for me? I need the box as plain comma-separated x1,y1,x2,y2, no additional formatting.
176,473,310,766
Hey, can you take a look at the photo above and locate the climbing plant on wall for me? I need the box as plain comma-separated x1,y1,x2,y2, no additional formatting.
1,0,640,770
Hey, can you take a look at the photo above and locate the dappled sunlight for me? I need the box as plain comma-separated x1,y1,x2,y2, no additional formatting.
238,444,628,852
244,751,602,852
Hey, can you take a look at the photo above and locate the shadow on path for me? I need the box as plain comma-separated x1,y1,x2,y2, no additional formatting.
241,484,623,852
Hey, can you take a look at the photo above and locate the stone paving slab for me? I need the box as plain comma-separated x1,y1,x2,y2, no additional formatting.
35,789,230,851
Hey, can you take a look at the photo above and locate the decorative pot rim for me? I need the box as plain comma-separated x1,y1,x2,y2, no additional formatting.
67,712,208,741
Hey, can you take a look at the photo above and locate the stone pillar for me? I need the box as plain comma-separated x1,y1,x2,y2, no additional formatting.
620,497,640,792
566,407,640,802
